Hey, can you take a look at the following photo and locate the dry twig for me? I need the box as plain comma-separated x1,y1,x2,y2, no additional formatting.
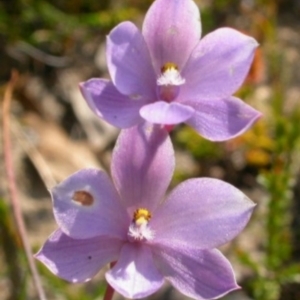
2,70,47,300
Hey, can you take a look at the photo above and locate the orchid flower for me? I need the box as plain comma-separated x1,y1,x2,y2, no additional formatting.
80,0,261,141
36,124,255,299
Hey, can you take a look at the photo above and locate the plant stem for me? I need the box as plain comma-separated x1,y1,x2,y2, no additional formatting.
103,283,114,300
103,262,116,300
2,70,47,300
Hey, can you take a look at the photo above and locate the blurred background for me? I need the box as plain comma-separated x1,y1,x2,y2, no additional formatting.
1,0,300,299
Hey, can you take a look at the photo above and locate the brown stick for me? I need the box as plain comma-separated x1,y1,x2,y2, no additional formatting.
103,283,115,300
103,262,116,300
2,70,47,300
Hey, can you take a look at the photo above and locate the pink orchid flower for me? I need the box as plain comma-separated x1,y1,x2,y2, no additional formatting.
80,0,261,141
36,124,255,299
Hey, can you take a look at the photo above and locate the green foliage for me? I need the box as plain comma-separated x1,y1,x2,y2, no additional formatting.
175,127,223,161
0,199,26,299
0,0,140,49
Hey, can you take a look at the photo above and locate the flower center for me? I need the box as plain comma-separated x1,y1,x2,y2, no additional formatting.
157,62,185,86
128,208,154,241
157,62,185,102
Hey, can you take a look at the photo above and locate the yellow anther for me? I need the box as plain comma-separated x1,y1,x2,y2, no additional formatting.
133,208,152,224
161,62,178,73
128,208,154,241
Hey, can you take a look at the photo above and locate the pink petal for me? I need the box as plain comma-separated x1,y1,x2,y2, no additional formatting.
52,168,129,240
80,79,144,128
185,96,262,141
152,245,239,300
151,178,255,249
35,229,122,283
182,28,258,100
111,123,174,213
106,244,164,299
140,101,194,125
142,0,201,73
107,21,156,99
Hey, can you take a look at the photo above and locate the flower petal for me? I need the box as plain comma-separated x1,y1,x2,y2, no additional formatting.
151,178,255,249
80,79,144,128
111,123,174,213
35,229,122,283
52,168,129,240
106,244,164,299
182,28,258,100
185,96,262,141
142,0,201,73
107,21,156,99
140,101,194,125
152,245,239,300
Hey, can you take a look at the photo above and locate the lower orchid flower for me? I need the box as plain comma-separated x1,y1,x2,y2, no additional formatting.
35,124,255,300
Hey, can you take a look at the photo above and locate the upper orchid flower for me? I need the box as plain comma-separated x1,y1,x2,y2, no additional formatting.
36,124,255,299
80,0,261,141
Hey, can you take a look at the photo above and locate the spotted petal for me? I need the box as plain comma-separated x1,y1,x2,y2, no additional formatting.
182,28,258,100
106,244,164,299
143,0,201,73
111,123,174,213
35,229,122,283
52,168,129,240
151,178,255,249
152,245,239,300
185,96,262,141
